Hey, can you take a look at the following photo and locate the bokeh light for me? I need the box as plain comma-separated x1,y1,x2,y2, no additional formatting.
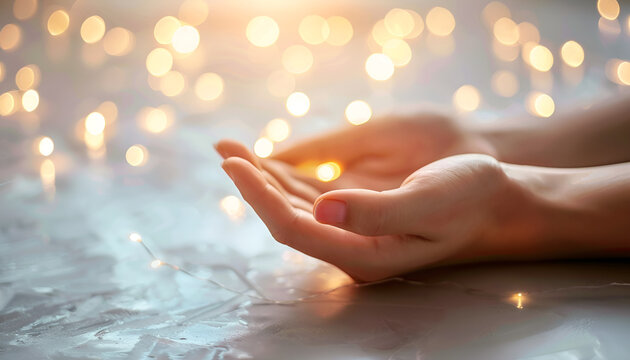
178,0,209,26
85,112,106,135
286,92,310,116
299,15,330,45
172,25,200,54
404,10,425,39
492,39,519,62
15,65,40,90
0,24,22,51
220,195,246,221
0,62,4,82
13,0,38,21
97,101,118,124
139,106,171,133
282,45,314,74
126,145,149,167
146,48,173,77
384,8,415,38
382,38,412,67
482,1,511,28
453,85,481,112
345,100,372,125
316,162,341,182
491,70,519,97
617,61,630,85
246,16,279,47
103,27,134,56
267,70,295,98
365,53,394,81
38,136,54,156
80,16,106,44
22,89,39,112
254,137,274,158
325,16,353,46
517,22,540,44
372,20,397,47
426,7,455,36
598,0,620,20
0,92,17,116
154,16,180,45
47,10,70,36
561,41,584,68
160,71,186,97
493,17,519,46
195,72,224,101
265,118,291,142
527,92,555,117
528,44,554,72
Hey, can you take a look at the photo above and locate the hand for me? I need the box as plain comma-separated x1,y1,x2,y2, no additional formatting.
218,145,520,281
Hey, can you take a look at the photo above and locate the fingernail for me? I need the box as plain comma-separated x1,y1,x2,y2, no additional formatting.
314,199,347,224
222,164,234,180
214,144,227,158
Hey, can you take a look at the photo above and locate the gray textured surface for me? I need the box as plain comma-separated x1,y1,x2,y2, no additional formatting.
1,0,630,358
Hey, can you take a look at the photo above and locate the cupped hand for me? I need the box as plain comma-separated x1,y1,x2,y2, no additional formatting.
217,140,513,281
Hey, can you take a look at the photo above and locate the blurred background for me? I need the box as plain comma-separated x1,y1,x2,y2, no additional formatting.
1,0,630,358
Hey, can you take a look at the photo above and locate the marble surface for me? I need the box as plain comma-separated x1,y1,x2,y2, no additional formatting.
1,0,630,358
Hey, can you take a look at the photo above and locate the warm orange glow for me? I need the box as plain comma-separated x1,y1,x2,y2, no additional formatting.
38,136,55,156
178,0,209,26
316,162,341,182
453,85,481,112
517,22,540,44
482,1,511,28
139,107,171,133
617,61,630,85
126,145,149,167
528,44,554,72
493,17,519,46
282,45,314,75
146,48,173,77
491,70,519,97
345,100,372,125
154,16,181,45
0,92,17,116
103,27,134,56
527,92,555,117
13,0,37,20
85,112,106,135
365,53,395,81
371,20,397,47
220,195,246,221
325,16,353,46
254,137,274,158
382,38,412,67
561,41,584,68
160,71,185,97
47,10,70,36
246,16,279,47
129,233,142,242
265,118,291,142
80,16,106,44
426,7,455,36
404,10,425,39
40,158,56,198
150,259,163,268
299,15,330,45
195,73,224,101
598,0,620,20
0,24,22,51
0,62,4,83
172,25,200,54
22,89,39,112
286,92,310,116
15,65,40,90
384,8,415,38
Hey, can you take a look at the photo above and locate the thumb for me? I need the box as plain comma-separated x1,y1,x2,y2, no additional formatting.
313,188,420,236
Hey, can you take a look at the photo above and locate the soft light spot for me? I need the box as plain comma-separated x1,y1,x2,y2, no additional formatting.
527,92,555,118
371,20,397,46
126,145,148,167
0,92,16,116
511,292,525,309
598,0,620,20
382,38,412,67
404,10,424,39
154,16,181,45
265,118,291,142
103,27,134,56
146,48,173,77
528,44,554,72
22,89,39,112
160,71,185,97
345,100,372,125
254,137,274,158
47,10,70,36
282,45,313,75
491,70,519,97
286,92,310,117
129,233,142,242
517,22,540,44
172,25,199,54
267,70,295,97
0,24,22,51
0,62,4,82
97,101,118,124
316,162,341,182
195,73,224,101
482,1,511,28
83,131,104,151
384,8,415,38
299,15,330,45
246,16,279,47
220,195,246,221
150,259,162,268
326,16,353,46
365,53,395,81
453,85,481,112
80,16,106,44
15,65,39,90
38,136,54,156
85,112,106,135
493,17,519,46
492,39,519,62
178,0,209,26
426,7,455,36
561,41,584,68
140,107,170,133
617,61,630,85
13,0,38,21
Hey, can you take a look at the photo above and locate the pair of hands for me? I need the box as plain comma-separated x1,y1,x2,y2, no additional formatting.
216,114,522,281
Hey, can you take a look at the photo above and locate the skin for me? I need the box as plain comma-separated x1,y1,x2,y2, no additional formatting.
215,95,630,282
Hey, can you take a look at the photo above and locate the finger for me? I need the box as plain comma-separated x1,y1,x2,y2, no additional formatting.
222,157,369,265
312,187,423,236
262,159,322,203
263,170,313,212
215,139,262,170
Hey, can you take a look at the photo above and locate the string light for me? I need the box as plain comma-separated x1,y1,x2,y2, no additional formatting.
527,91,555,117
0,24,22,51
126,145,149,167
426,7,455,36
286,92,310,116
345,100,372,125
453,85,481,112
246,16,279,47
561,41,584,68
80,16,106,44
493,17,519,46
528,44,554,72
316,162,341,182
597,0,620,21
254,137,274,158
38,136,54,156
85,112,106,135
365,53,395,81
512,292,525,309
22,89,39,112
47,10,70,36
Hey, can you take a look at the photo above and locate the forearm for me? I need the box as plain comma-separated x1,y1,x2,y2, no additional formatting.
496,162,630,259
471,93,630,167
